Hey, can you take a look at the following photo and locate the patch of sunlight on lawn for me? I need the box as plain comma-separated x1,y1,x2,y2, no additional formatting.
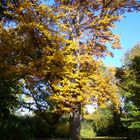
80,128,96,138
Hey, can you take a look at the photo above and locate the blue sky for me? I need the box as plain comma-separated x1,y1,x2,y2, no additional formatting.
104,12,140,67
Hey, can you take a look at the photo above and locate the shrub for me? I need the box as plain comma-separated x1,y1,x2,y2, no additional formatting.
54,123,69,138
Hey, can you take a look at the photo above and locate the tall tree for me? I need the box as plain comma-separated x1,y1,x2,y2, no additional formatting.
0,0,65,123
49,0,140,139
0,1,140,139
0,26,23,123
116,43,140,129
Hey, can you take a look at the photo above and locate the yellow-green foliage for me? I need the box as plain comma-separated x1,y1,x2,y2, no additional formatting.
80,127,96,138
84,108,114,135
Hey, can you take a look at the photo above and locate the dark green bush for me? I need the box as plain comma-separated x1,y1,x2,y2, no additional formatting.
31,116,51,138
54,123,69,138
0,114,71,139
0,115,32,140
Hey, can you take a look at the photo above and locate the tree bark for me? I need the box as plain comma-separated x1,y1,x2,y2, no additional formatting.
70,104,81,140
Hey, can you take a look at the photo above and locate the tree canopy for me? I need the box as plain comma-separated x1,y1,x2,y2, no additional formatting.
116,42,140,129
0,0,140,139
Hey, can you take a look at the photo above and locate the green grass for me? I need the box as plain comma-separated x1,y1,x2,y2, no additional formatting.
32,137,128,140
82,137,127,140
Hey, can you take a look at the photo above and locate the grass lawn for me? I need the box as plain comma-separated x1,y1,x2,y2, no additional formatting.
32,137,128,140
82,137,128,140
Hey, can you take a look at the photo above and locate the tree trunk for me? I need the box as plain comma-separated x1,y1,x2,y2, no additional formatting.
70,104,81,140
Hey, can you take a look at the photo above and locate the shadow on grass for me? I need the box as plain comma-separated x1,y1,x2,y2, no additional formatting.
32,137,128,140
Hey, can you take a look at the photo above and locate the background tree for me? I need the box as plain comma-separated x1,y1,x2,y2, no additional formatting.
83,107,114,136
0,26,23,124
116,42,140,138
0,0,66,127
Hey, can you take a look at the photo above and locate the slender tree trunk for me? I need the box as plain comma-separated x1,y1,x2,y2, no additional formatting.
70,104,81,140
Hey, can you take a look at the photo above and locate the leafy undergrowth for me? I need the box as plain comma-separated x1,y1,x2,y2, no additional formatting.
81,128,96,138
